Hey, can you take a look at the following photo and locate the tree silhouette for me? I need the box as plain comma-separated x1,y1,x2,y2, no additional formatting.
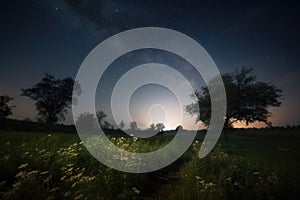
103,120,112,129
155,123,165,132
129,121,138,131
0,95,14,120
96,110,107,126
149,123,155,131
118,120,125,129
21,74,77,124
75,112,98,135
185,67,282,139
76,112,98,128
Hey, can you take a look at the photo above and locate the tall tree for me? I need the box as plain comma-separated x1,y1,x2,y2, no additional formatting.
0,95,14,120
185,67,282,139
21,74,76,124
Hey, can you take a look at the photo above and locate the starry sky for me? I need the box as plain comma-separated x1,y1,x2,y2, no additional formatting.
0,0,299,129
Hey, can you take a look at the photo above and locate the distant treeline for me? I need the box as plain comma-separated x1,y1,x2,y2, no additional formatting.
0,119,76,133
0,119,200,135
0,118,299,134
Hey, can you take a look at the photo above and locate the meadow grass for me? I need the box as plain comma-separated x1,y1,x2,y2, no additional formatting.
0,129,299,199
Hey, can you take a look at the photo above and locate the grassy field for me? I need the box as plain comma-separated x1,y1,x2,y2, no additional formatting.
0,129,299,199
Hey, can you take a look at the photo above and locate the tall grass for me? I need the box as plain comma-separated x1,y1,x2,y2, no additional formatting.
0,130,299,199
158,143,297,200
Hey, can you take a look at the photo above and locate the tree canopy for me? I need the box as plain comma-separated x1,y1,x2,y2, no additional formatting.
129,121,138,131
118,120,125,129
96,111,107,126
155,123,165,132
0,95,14,120
185,67,282,131
21,74,77,124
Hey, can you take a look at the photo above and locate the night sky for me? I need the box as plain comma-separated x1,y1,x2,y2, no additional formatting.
0,0,299,129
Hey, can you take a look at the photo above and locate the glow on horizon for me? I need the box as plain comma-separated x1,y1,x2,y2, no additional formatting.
128,83,196,130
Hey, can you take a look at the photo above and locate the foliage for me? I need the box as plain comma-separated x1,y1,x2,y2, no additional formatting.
185,67,282,129
95,110,114,129
0,130,299,199
0,131,176,199
0,118,75,133
0,96,14,120
155,123,165,132
149,123,156,131
118,120,126,129
130,121,138,131
96,110,107,126
75,112,98,133
165,145,286,200
21,74,78,124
